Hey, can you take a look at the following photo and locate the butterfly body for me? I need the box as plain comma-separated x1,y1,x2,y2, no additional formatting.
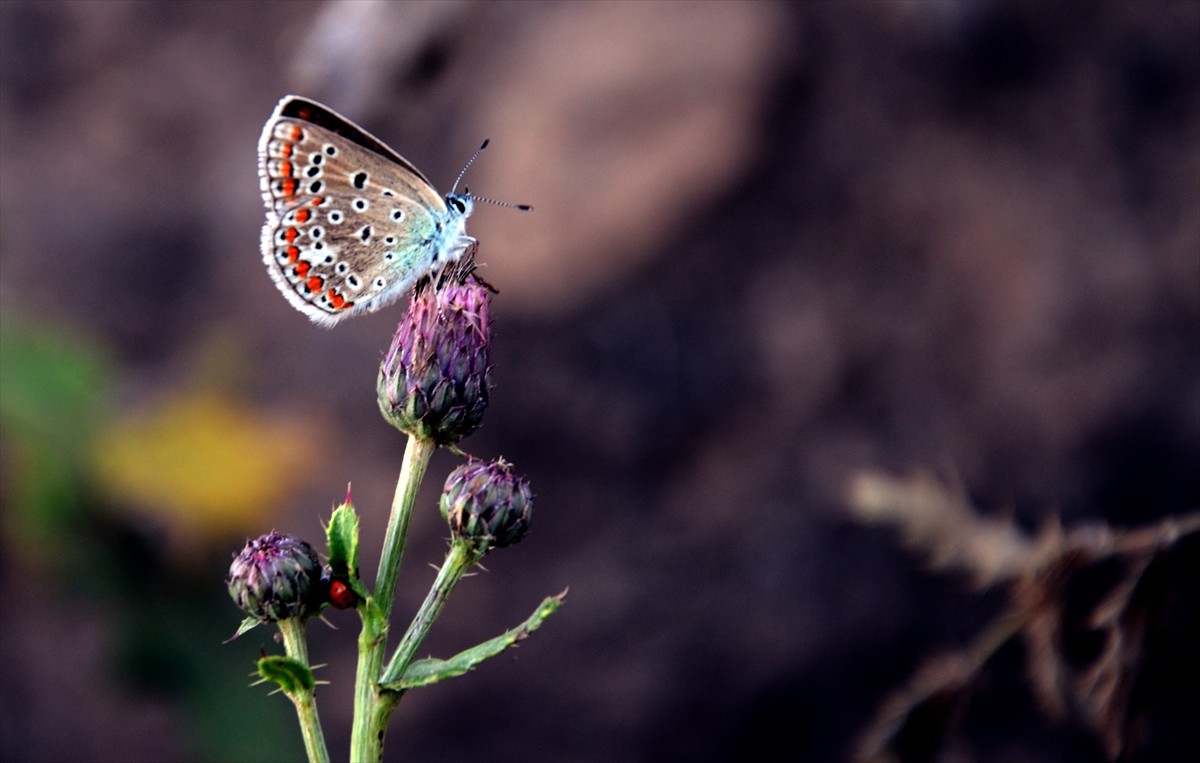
258,96,475,326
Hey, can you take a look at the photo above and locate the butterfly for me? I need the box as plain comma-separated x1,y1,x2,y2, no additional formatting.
258,95,501,326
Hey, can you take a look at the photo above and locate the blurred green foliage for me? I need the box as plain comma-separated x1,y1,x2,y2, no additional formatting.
0,316,109,546
0,317,309,761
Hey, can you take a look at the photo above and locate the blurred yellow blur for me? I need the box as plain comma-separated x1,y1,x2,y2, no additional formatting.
92,391,315,543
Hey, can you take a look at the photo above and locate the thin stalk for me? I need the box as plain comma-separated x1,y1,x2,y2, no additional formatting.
350,434,436,763
277,618,330,763
381,540,481,685
375,435,437,617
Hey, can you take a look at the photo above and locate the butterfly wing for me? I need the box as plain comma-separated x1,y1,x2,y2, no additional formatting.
258,96,454,326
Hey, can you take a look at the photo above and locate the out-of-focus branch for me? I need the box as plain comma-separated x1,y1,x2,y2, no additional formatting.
847,469,1200,763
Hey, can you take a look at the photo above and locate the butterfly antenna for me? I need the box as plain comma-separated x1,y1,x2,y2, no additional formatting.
451,141,534,210
463,186,533,212
451,139,490,194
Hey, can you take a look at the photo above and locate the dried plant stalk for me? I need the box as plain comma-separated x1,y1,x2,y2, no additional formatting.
848,470,1200,763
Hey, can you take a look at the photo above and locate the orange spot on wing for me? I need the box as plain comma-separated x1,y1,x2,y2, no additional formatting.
280,161,293,177
329,292,346,309
289,125,302,141
286,246,300,263
285,227,298,243
281,143,293,158
294,261,310,278
310,196,325,207
295,208,310,223
281,178,296,198
306,276,324,293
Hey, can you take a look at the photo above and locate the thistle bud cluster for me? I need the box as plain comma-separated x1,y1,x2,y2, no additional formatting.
225,254,555,763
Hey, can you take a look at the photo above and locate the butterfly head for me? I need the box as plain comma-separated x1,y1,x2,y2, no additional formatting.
446,192,475,219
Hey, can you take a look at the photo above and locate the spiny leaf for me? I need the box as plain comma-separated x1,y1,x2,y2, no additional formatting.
257,655,315,694
383,590,566,691
223,615,262,643
325,500,360,578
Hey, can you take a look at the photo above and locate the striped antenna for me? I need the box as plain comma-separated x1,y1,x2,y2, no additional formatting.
465,186,533,212
451,139,533,210
450,139,489,194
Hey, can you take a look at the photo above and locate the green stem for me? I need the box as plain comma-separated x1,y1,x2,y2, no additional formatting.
277,618,330,763
350,434,436,763
381,540,481,685
374,435,437,618
350,613,387,763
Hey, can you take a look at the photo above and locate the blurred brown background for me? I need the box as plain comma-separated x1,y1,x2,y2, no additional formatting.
1,1,1197,761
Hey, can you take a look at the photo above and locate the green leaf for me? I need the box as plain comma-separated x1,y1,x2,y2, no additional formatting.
383,589,566,691
257,655,315,694
325,501,360,578
346,576,371,603
223,616,262,643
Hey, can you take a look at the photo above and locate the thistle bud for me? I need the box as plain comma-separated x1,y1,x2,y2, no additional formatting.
378,277,493,445
440,459,533,551
227,531,322,622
